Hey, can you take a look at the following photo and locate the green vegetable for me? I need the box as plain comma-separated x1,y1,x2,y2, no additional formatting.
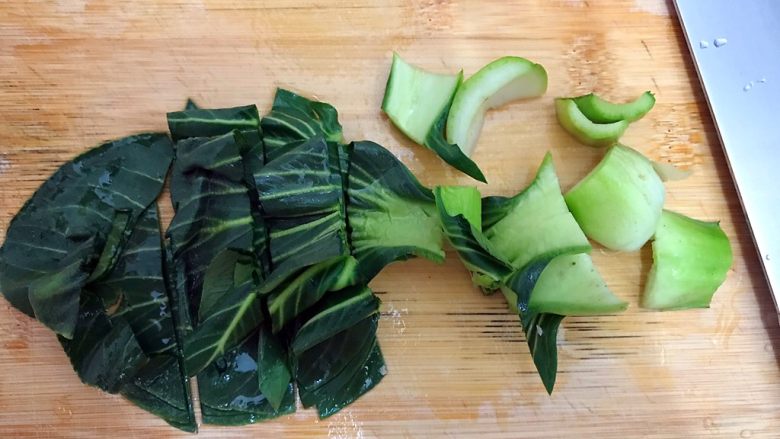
266,256,358,332
94,205,195,431
166,130,259,326
296,312,385,418
555,98,628,147
434,186,513,291
483,153,591,270
260,88,344,161
121,355,196,432
382,53,463,145
291,285,380,355
503,254,627,315
257,324,293,411
437,152,628,393
59,294,147,393
197,333,295,426
572,91,655,123
446,56,548,157
182,251,262,376
643,210,732,310
381,54,485,182
0,134,173,338
347,140,446,281
437,186,483,230
565,144,665,251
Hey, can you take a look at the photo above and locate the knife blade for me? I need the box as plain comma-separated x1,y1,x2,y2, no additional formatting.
674,0,780,316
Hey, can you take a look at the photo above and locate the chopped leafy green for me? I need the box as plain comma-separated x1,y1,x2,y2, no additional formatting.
166,131,256,325
434,186,512,291
257,324,292,411
183,250,263,376
291,285,380,355
483,153,590,270
88,204,195,431
59,294,147,394
267,256,358,332
0,133,173,338
121,355,196,432
348,140,445,281
643,210,732,310
167,105,260,142
261,88,344,160
381,53,486,182
198,333,295,425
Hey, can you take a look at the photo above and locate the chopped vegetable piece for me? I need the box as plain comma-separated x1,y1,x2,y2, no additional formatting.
643,210,732,310
446,56,548,157
381,54,486,182
528,254,627,315
382,53,463,145
434,186,513,291
347,140,446,281
555,98,628,147
257,324,293,411
565,145,665,251
572,91,655,123
197,333,295,426
182,251,263,376
436,186,483,230
260,88,344,160
58,294,147,394
484,153,591,270
0,133,173,338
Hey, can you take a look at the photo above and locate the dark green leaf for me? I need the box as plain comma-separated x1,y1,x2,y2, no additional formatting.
520,312,564,394
424,108,486,183
87,211,132,283
166,131,255,324
121,355,196,432
312,343,386,419
183,277,263,376
167,105,260,141
291,285,379,355
198,334,295,425
59,294,148,393
296,317,386,418
257,324,292,411
266,213,350,278
90,205,176,355
347,141,445,282
90,206,195,431
28,239,95,339
184,98,199,111
481,195,514,230
295,316,378,395
267,256,358,333
261,88,344,160
0,133,173,337
254,137,343,219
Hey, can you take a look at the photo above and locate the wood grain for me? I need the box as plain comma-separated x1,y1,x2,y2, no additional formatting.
1,0,778,437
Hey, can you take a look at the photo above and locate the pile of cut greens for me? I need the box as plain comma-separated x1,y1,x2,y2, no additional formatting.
383,55,733,393
0,89,444,431
0,54,733,432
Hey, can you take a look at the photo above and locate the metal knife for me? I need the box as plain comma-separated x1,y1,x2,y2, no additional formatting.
674,0,780,314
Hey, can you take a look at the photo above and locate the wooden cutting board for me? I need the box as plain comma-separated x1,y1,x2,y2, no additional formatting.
1,0,778,437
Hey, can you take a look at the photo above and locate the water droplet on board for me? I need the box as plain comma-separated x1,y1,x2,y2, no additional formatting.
714,37,728,47
699,40,709,49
